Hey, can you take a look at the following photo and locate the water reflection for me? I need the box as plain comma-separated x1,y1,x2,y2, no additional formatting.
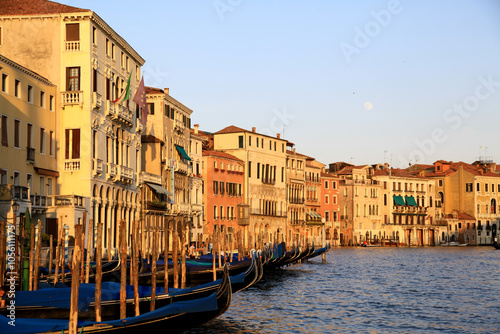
186,247,500,333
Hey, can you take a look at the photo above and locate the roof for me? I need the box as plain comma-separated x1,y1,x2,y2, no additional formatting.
202,150,243,162
214,125,250,135
0,0,89,15
444,211,476,221
373,168,426,179
426,161,500,178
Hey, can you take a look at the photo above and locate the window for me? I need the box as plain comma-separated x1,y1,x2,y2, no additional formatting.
66,67,80,91
476,183,480,192
333,181,337,189
1,73,7,93
112,44,115,59
220,182,224,195
325,211,330,222
14,79,20,98
238,135,243,148
27,123,33,148
49,95,54,111
121,52,125,68
170,108,174,119
106,38,110,56
333,195,337,204
466,183,473,192
227,207,230,220
485,183,489,192
148,103,155,115
257,163,260,179
40,91,45,108
92,26,97,44
269,141,272,150
39,128,46,154
325,195,329,204
213,181,218,195
248,161,252,178
1,115,7,147
164,104,170,117
249,136,251,146
66,23,79,41
49,131,54,156
220,206,224,219
274,141,276,151
256,137,259,148
281,167,284,182
214,206,218,220
14,119,20,148
325,181,329,189
261,138,263,148
65,128,80,159
27,85,33,103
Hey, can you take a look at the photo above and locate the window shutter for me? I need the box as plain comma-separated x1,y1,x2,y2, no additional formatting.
65,129,70,159
1,116,7,147
66,23,80,41
72,129,80,159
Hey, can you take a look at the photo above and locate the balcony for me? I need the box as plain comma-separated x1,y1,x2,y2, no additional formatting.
61,91,83,108
65,41,80,52
119,165,134,183
106,162,117,179
138,171,162,185
340,215,349,220
64,159,80,171
174,160,189,174
92,158,104,176
48,195,85,207
146,200,169,211
262,177,276,185
174,119,185,132
113,104,134,126
136,118,143,133
31,194,47,213
92,92,102,110
106,100,116,117
173,202,190,214
250,208,287,217
27,147,35,163
289,197,305,204
0,185,30,201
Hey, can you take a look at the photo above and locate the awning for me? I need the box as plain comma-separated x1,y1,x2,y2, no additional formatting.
405,196,417,206
393,195,406,206
175,145,191,161
0,168,6,175
146,182,173,196
34,167,60,177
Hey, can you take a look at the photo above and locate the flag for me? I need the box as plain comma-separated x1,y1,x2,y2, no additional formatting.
133,75,148,124
112,72,132,104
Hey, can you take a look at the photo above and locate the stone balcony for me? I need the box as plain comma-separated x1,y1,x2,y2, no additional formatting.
138,171,162,186
92,158,104,176
64,41,80,52
92,92,102,110
61,91,83,108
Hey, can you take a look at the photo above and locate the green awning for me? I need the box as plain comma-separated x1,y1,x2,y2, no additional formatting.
393,195,405,206
146,182,173,196
405,196,417,206
175,145,191,161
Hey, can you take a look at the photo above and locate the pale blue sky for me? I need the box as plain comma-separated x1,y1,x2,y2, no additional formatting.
64,0,500,167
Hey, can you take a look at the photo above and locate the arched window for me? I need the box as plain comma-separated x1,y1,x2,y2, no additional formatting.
491,199,497,214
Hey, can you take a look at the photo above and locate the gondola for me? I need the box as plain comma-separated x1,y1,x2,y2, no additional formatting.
0,265,232,334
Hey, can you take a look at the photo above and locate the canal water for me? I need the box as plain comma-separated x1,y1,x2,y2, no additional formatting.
187,247,500,333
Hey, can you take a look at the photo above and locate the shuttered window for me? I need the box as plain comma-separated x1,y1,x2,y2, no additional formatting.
1,115,7,147
66,23,80,41
65,129,80,159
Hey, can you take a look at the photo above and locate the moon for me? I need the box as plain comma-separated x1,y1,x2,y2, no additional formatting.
364,101,373,111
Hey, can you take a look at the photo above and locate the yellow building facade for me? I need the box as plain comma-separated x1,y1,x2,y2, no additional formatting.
214,126,288,248
0,55,57,229
0,1,145,250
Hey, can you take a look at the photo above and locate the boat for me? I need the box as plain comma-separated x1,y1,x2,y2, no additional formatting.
0,265,232,334
439,241,468,247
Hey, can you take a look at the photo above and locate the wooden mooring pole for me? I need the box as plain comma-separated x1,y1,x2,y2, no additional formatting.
85,219,93,283
151,228,158,311
95,222,103,322
34,221,42,290
28,224,34,291
133,221,140,316
69,224,82,334
119,219,127,319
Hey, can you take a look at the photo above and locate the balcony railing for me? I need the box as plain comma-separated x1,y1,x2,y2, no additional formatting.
31,194,47,208
289,198,305,204
65,41,80,52
262,177,276,185
64,159,80,171
48,195,85,207
92,158,104,175
173,203,190,214
250,208,286,217
107,162,117,179
61,91,83,107
92,92,102,110
136,118,143,133
106,100,116,117
11,185,30,201
27,147,35,163
340,215,349,220
120,165,134,182
175,160,188,174
113,104,134,126
139,171,162,185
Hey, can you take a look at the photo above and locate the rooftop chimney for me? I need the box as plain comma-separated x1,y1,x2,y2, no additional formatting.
194,124,199,134
277,133,280,139
252,127,256,133
164,88,169,95
292,148,296,153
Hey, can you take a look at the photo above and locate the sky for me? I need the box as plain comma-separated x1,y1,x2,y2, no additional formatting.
62,0,500,168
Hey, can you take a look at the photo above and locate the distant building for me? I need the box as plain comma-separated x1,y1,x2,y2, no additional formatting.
286,147,307,246
202,150,245,245
321,172,340,246
213,126,287,248
304,157,324,246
